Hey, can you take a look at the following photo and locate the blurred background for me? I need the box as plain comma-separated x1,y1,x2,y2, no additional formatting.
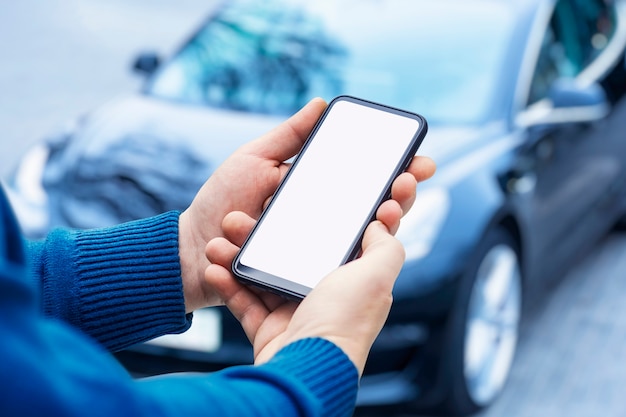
0,0,626,417
0,0,213,178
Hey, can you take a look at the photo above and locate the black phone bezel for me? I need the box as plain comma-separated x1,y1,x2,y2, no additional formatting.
231,95,428,300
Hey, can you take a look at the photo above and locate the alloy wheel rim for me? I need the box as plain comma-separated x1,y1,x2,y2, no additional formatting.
463,244,521,406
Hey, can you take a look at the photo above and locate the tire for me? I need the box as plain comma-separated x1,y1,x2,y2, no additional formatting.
439,228,522,416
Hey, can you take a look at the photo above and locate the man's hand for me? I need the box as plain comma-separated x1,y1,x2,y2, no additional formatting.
178,98,328,312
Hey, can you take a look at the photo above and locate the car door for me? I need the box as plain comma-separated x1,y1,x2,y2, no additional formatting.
518,0,626,277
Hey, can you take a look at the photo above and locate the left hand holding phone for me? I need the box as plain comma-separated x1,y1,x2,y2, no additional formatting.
178,98,328,313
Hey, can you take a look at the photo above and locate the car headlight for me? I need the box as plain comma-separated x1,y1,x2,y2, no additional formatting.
4,143,51,238
396,187,450,262
11,143,49,205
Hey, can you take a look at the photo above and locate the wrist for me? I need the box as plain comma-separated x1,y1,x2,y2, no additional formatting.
266,338,359,417
58,211,191,350
178,210,219,312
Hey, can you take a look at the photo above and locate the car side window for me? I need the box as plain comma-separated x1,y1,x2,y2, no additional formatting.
527,0,616,105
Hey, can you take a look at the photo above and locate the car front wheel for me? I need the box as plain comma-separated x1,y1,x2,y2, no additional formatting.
441,228,522,415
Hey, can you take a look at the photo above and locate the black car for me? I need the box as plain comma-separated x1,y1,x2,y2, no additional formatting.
8,0,626,415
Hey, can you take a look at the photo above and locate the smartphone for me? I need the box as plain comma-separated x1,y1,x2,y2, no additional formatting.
232,96,428,299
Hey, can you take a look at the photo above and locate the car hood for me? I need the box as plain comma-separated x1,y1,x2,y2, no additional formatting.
68,94,504,170
67,93,286,170
34,94,287,231
60,93,509,177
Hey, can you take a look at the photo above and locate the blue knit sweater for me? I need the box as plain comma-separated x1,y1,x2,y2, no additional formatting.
0,188,358,416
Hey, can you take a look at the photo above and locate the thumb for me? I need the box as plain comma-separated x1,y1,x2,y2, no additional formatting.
359,220,406,276
242,98,327,161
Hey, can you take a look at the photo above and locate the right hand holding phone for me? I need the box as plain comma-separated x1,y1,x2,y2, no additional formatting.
204,160,435,375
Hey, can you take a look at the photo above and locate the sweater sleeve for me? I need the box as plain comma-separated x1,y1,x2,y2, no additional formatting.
2,189,359,416
26,211,191,351
0,281,358,417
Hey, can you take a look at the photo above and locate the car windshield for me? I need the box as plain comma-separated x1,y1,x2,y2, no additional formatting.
146,0,515,124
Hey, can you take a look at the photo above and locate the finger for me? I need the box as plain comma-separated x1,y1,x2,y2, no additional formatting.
211,212,291,311
321,220,404,294
390,172,417,216
405,156,437,183
205,263,271,343
260,160,292,211
262,194,274,211
251,301,299,365
356,220,405,280
205,237,239,268
376,200,403,236
248,286,294,311
222,211,256,247
244,98,327,161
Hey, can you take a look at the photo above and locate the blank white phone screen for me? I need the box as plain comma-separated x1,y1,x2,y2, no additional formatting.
239,99,421,289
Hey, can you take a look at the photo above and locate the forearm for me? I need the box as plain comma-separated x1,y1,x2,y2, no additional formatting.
135,338,358,417
27,211,191,351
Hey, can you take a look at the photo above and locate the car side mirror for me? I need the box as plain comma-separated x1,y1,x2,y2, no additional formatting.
132,52,161,76
549,78,607,109
517,78,610,127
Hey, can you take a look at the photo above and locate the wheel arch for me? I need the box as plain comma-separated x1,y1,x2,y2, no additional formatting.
496,213,525,278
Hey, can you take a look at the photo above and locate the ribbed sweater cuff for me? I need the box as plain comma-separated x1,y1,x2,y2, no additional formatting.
43,211,191,351
264,338,359,417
